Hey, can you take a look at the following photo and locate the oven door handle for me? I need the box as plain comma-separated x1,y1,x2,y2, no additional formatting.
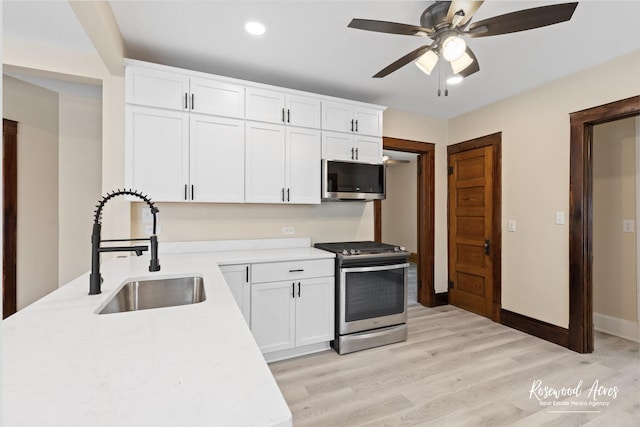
341,263,410,274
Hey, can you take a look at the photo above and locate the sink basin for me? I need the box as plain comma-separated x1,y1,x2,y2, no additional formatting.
98,276,206,314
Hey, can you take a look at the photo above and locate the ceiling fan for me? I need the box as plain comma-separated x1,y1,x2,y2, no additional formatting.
348,1,579,80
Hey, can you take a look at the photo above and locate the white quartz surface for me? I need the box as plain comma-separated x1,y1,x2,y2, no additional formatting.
2,246,333,426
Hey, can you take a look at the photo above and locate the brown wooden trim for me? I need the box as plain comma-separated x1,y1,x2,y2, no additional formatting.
3,119,18,319
568,95,640,353
408,252,418,263
501,309,569,348
375,136,436,307
434,292,449,306
447,133,502,322
373,200,382,243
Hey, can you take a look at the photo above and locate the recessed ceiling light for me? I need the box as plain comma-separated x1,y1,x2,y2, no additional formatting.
245,21,265,36
447,75,464,85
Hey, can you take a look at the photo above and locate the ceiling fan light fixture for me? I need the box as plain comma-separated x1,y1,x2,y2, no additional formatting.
415,50,439,75
442,35,466,61
447,75,464,85
245,21,266,36
450,51,473,74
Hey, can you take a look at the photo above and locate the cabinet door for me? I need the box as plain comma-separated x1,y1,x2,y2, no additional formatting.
190,78,245,119
220,264,251,325
190,115,245,202
354,107,383,137
286,95,321,129
246,88,286,124
354,135,383,164
251,281,296,353
126,67,189,111
321,131,354,161
295,277,335,347
286,127,321,204
322,101,354,133
245,121,286,203
126,106,189,202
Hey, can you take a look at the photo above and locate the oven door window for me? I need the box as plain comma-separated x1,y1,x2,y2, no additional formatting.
344,265,406,322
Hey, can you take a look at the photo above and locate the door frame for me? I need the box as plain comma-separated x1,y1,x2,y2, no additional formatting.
374,137,435,306
447,132,502,322
3,119,18,318
569,95,640,353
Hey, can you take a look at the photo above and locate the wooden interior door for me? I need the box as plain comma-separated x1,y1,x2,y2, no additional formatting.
3,119,18,318
448,145,495,319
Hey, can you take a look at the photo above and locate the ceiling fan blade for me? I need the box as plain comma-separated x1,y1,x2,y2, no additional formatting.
458,47,479,78
447,1,484,27
466,2,578,38
373,45,434,78
348,19,433,36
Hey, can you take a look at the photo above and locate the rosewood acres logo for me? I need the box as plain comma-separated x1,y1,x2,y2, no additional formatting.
528,379,620,412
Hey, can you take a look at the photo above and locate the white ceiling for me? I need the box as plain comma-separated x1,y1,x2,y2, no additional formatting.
4,1,640,118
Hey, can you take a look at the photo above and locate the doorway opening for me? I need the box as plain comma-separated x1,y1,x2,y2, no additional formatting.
569,95,640,353
373,137,435,307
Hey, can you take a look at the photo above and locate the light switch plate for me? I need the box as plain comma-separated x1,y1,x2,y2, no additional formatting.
508,219,516,232
555,211,565,225
141,207,153,224
623,219,635,233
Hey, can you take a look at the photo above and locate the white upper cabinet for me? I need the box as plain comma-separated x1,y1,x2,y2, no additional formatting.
126,106,190,202
246,88,321,128
321,131,382,163
126,65,244,119
189,114,245,202
245,122,320,204
190,78,245,118
126,67,190,111
322,101,383,137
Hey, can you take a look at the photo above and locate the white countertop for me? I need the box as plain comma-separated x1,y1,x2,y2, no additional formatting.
2,242,335,426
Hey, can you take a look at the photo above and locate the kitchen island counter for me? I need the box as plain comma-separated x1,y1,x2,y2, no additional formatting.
1,247,328,426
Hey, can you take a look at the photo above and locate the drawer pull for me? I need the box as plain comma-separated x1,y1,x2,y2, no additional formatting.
289,269,304,273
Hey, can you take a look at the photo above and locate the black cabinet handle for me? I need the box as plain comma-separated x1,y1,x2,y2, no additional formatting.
184,184,188,200
245,266,249,283
287,188,290,202
350,119,354,132
351,148,355,160
191,94,194,110
291,282,295,298
287,109,290,123
355,120,358,132
184,93,188,109
282,108,285,123
355,148,359,160
281,188,285,202
191,184,195,200
297,282,301,297
288,269,304,273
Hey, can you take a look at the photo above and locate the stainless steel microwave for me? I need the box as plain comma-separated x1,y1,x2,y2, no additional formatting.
322,160,386,201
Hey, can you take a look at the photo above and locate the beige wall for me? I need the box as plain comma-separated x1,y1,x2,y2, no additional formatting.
382,159,418,253
58,93,102,285
3,76,60,310
130,201,374,244
593,117,638,322
448,50,640,328
383,109,449,291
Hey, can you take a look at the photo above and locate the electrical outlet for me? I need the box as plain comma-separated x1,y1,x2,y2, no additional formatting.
141,207,153,224
145,225,161,235
282,226,294,235
508,219,516,232
555,211,565,225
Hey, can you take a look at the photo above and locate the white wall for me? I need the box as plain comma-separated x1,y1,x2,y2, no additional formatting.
3,75,59,310
58,93,102,285
448,50,640,328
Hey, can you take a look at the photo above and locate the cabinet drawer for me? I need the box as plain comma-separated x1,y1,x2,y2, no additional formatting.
252,259,334,283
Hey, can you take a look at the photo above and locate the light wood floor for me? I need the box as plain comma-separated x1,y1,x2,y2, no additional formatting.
270,304,640,426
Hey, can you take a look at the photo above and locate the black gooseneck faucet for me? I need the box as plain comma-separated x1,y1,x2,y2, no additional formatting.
89,189,161,295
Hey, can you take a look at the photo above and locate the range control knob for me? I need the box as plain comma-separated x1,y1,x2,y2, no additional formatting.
342,249,349,255
349,249,357,255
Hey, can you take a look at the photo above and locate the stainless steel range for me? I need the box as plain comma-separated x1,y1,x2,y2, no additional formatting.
314,241,410,354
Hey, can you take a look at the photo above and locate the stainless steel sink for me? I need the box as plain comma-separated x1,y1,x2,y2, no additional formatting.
97,276,206,314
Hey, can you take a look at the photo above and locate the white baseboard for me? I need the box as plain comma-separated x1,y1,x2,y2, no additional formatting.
594,312,639,342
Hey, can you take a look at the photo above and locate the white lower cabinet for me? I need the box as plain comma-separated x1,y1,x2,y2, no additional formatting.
250,259,335,361
219,264,251,325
